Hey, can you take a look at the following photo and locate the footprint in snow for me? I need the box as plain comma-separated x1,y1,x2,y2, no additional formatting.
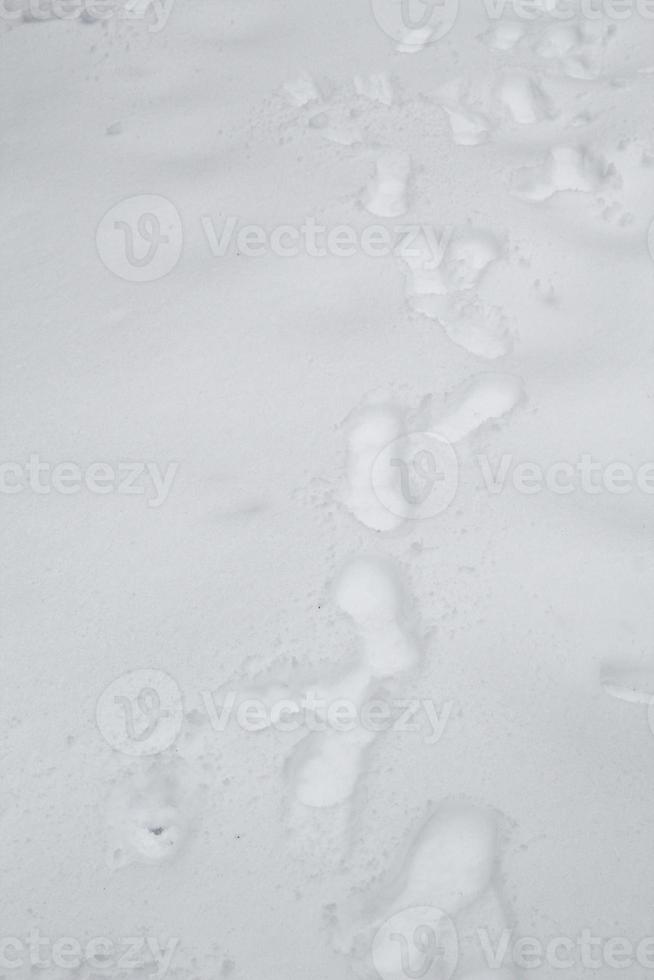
283,72,395,147
495,70,554,125
353,72,394,107
401,227,512,359
105,767,194,868
437,69,555,147
333,555,418,679
333,801,508,978
532,19,612,79
432,373,526,446
511,144,608,202
480,8,610,79
362,150,412,218
340,393,409,532
285,557,417,853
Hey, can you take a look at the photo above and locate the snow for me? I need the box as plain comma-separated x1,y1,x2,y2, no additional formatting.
2,0,654,979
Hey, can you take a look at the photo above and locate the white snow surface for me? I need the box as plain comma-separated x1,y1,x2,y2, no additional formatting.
2,1,654,980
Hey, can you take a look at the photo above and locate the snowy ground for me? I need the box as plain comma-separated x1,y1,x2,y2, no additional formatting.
2,2,654,980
